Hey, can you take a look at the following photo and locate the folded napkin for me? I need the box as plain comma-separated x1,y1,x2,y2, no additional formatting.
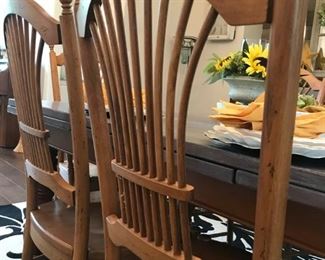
210,95,325,138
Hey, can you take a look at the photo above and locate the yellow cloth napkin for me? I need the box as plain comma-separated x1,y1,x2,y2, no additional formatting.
210,95,325,138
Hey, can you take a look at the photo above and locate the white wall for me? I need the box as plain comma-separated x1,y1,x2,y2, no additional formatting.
125,0,245,119
2,0,259,115
33,0,63,101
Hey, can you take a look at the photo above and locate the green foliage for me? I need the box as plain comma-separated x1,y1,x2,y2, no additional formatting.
223,52,247,78
319,4,325,27
242,39,249,57
297,95,317,109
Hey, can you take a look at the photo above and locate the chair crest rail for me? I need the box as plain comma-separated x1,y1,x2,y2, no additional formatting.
2,0,61,45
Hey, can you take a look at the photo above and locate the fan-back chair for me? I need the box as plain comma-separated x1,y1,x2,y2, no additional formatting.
75,0,307,259
2,1,103,259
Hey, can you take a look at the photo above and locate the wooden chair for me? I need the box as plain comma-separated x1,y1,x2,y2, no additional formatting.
75,0,307,259
2,1,103,259
49,46,64,102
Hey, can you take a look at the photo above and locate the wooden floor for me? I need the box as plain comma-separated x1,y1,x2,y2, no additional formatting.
0,148,26,205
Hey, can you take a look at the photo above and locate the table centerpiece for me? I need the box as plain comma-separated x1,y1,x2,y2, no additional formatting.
204,40,268,104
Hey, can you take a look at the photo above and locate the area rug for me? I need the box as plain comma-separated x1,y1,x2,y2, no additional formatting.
191,207,324,260
0,203,324,260
0,202,25,260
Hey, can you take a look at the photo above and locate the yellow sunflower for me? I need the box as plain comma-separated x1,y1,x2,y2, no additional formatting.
242,44,268,78
214,55,233,72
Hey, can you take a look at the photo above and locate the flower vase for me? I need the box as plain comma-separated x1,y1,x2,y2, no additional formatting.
224,76,266,104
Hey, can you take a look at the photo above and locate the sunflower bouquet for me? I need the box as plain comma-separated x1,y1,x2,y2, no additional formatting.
204,40,268,84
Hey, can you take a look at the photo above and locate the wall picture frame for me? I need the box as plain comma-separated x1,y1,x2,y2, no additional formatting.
208,16,236,41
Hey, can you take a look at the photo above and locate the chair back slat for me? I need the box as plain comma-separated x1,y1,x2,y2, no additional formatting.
128,0,147,175
154,0,169,182
103,0,132,167
154,1,173,251
165,0,193,186
91,6,121,163
113,0,140,171
177,7,218,188
144,0,156,178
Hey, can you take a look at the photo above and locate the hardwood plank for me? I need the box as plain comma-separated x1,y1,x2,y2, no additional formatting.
0,159,26,189
0,194,10,205
0,172,26,203
0,148,25,172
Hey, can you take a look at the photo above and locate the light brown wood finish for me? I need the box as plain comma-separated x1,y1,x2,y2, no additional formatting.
78,33,120,259
75,0,307,259
3,2,59,257
49,46,64,102
59,0,91,259
253,1,308,260
2,0,100,259
75,0,243,259
207,0,271,25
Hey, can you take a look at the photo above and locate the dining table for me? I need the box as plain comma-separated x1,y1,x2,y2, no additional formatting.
7,98,325,257
0,65,19,148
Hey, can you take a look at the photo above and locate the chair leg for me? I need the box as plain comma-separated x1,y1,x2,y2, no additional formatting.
227,219,234,245
22,178,37,260
22,219,35,260
57,150,65,163
105,236,120,260
67,154,74,185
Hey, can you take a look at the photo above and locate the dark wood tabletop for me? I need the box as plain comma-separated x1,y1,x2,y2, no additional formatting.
7,99,325,256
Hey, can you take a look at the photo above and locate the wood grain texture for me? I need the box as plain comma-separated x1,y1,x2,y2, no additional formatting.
73,0,309,259
78,35,120,260
25,159,75,206
207,0,271,25
49,46,63,102
253,1,308,259
75,0,242,258
2,0,61,46
9,100,325,256
59,0,90,259
2,0,100,259
4,3,62,258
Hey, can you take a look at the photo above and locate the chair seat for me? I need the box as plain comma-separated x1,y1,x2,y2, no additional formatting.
59,161,98,179
30,200,104,260
59,161,100,202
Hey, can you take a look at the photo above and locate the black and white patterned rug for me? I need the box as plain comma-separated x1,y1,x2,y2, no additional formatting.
0,203,324,259
0,202,25,259
191,207,324,260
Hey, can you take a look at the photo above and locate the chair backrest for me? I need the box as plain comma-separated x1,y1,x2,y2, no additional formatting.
2,0,91,258
76,0,307,259
2,0,69,198
49,46,64,101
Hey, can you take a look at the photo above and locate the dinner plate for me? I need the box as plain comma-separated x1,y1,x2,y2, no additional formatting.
205,124,325,159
